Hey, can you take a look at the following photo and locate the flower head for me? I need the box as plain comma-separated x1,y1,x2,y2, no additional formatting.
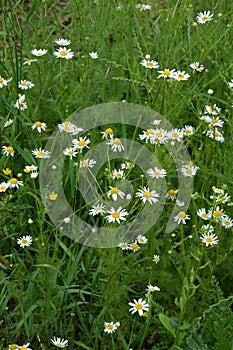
2,146,15,157
196,11,213,24
189,62,205,72
54,47,74,59
107,186,125,201
8,178,24,188
147,167,167,179
0,76,12,88
4,119,14,128
146,284,160,293
23,58,37,65
89,203,106,216
18,80,34,90
17,235,33,248
63,147,77,159
107,137,124,152
31,48,48,56
54,38,71,46
14,94,27,110
104,322,119,334
173,71,190,81
72,137,90,152
174,211,190,224
200,233,218,246
140,58,159,69
157,68,176,79
80,158,96,168
32,148,50,159
106,206,128,224
50,337,68,348
89,51,98,59
18,344,32,350
0,182,9,192
128,298,149,316
135,4,152,11
153,255,160,263
31,121,47,133
135,186,160,204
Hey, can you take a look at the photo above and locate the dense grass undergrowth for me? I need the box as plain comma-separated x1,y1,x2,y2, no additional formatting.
0,0,233,349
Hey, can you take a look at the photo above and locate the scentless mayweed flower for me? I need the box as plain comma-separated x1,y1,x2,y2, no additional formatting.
200,233,218,246
4,119,14,127
8,344,18,350
153,255,160,263
128,299,149,316
196,11,213,24
106,207,128,224
72,137,90,152
18,80,35,90
180,165,199,177
0,75,12,88
31,121,47,133
165,189,178,200
63,147,78,159
157,68,176,79
197,208,210,220
8,178,24,189
17,236,33,248
146,284,160,292
189,62,205,72
24,165,38,173
107,186,125,201
221,216,233,228
89,51,98,59
53,47,74,59
146,167,167,178
0,182,9,192
128,241,140,252
204,104,221,115
117,242,129,250
173,71,190,81
140,58,159,69
182,125,195,136
228,79,233,88
18,344,32,350
135,3,152,11
32,148,50,159
58,121,82,133
31,48,48,56
14,94,27,110
101,127,114,139
174,211,190,224
136,234,148,244
50,337,68,348
54,38,71,46
208,205,226,220
111,169,125,180
136,186,160,204
89,203,106,216
80,158,96,168
169,128,184,142
104,321,120,333
107,137,124,152
23,58,37,65
2,146,15,157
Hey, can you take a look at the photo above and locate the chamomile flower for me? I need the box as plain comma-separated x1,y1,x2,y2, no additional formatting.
23,58,37,65
101,127,114,139
147,167,167,179
2,146,15,157
206,128,224,142
204,104,221,115
89,203,106,216
18,80,34,90
107,186,125,201
17,235,32,248
80,158,96,168
180,165,199,177
174,71,190,81
54,38,71,46
31,121,47,133
14,94,27,110
136,234,148,244
200,233,218,247
30,171,39,179
208,206,226,220
0,182,9,192
111,169,125,180
53,47,74,59
136,187,160,204
4,119,14,127
32,148,50,159
140,58,159,69
63,147,77,159
18,344,32,350
135,4,152,11
106,206,128,224
174,211,190,224
24,164,38,173
128,298,149,316
146,284,160,293
72,137,90,152
58,121,80,133
216,193,231,204
107,137,124,152
165,189,178,200
212,187,224,194
117,242,129,250
31,48,48,56
153,255,160,263
221,216,233,229
176,199,185,207
50,337,68,348
104,322,117,334
121,161,134,170
197,208,210,220
0,76,12,88
157,68,176,79
200,224,215,234
196,11,213,24
189,62,205,72
150,128,168,144
128,241,140,252
182,125,195,136
89,51,98,59
169,128,183,142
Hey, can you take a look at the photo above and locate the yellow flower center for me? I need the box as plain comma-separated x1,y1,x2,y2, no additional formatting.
10,178,18,184
202,16,208,21
213,131,219,137
9,345,18,350
63,122,72,131
78,140,85,147
35,121,42,127
146,129,154,135
154,171,161,177
6,146,14,153
206,237,213,243
107,324,113,330
213,210,222,217
184,130,191,135
178,74,184,79
212,118,218,124
116,173,123,178
172,132,179,138
224,220,230,225
68,150,74,156
110,187,118,194
144,191,151,198
105,128,113,135
0,185,7,191
164,70,170,76
19,103,25,109
219,196,225,201
185,169,193,174
21,239,28,245
112,212,120,219
82,161,88,167
131,243,138,250
147,62,154,67
168,189,175,196
0,77,4,83
178,211,186,218
113,138,121,145
208,125,213,130
201,213,208,218
21,81,27,86
60,50,67,56
135,303,143,310
155,131,163,138
37,151,45,157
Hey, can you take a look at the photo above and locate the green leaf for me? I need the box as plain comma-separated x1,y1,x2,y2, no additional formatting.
158,313,176,337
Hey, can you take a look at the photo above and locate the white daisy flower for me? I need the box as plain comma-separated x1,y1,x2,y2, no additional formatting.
31,121,47,133
165,189,178,200
0,182,9,192
204,104,221,115
157,68,176,79
106,206,128,224
89,203,106,216
0,76,12,88
189,62,205,72
128,241,140,252
128,298,149,316
107,186,125,201
221,216,233,229
104,322,117,334
140,58,159,69
18,80,35,90
197,208,210,220
63,147,77,159
153,255,160,263
173,71,190,81
4,119,14,127
135,4,152,11
200,233,218,247
89,51,98,59
80,158,96,168
17,235,32,248
174,211,190,224
54,38,71,46
135,186,160,204
50,337,68,348
147,167,167,179
146,284,160,292
72,137,90,152
31,48,48,56
14,94,27,110
168,128,183,142
101,127,114,139
23,58,37,65
32,148,50,159
136,234,148,244
196,11,213,24
117,242,129,250
8,178,24,188
182,125,195,136
53,47,74,59
180,165,199,177
111,169,125,180
107,137,124,152
2,146,15,157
